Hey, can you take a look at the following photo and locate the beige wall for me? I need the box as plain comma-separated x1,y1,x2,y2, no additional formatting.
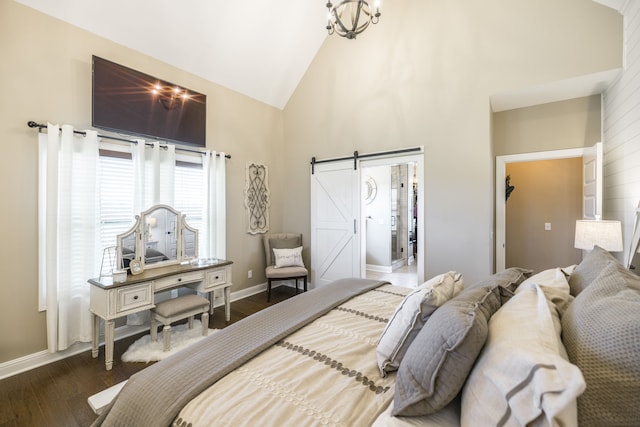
283,0,621,285
0,1,285,363
494,95,602,156
505,159,583,272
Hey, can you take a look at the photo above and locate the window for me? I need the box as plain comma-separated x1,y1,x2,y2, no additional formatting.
175,161,204,230
97,146,205,271
98,151,134,254
38,125,226,351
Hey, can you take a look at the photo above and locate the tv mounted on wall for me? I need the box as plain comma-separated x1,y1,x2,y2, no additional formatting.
92,55,206,147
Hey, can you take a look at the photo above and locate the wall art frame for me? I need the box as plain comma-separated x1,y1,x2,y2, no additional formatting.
244,161,271,234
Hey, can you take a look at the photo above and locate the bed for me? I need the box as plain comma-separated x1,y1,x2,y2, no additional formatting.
92,246,640,427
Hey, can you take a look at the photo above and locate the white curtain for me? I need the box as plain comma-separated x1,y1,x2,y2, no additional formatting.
201,151,226,259
132,140,175,211
38,124,100,352
38,127,226,348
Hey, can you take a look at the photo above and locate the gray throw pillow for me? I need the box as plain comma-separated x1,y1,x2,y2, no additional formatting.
268,237,301,265
465,267,532,294
567,245,618,296
562,260,640,427
392,284,502,416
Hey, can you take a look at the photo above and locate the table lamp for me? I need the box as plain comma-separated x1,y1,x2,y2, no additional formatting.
574,219,623,252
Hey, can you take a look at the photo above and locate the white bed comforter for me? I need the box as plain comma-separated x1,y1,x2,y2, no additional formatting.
173,284,412,427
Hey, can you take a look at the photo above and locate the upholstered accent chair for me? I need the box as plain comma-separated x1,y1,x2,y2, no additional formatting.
263,233,308,301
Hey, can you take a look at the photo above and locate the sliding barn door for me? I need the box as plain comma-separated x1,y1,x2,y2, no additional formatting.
582,142,603,219
310,160,361,288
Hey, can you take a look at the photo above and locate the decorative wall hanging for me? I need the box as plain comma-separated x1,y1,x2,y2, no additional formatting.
244,162,271,234
505,175,515,201
364,176,377,204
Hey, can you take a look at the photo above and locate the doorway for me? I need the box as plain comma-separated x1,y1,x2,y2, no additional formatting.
505,158,583,272
310,151,424,289
495,144,601,272
362,158,420,288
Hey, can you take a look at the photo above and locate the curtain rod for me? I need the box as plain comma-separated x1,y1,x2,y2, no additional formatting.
27,121,231,159
310,147,423,174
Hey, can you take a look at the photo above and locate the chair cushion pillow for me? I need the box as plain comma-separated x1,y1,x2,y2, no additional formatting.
269,237,301,265
376,271,463,376
273,246,304,268
265,265,307,279
562,260,640,426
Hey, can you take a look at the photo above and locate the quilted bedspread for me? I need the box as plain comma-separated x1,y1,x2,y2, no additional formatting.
93,278,408,427
174,283,410,427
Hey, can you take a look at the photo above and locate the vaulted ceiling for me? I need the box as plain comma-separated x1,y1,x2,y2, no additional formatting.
14,0,329,110
14,0,624,112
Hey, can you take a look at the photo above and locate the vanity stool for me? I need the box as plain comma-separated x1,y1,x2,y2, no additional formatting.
150,294,210,352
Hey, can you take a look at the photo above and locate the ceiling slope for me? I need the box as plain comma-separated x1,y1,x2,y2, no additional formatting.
14,0,328,109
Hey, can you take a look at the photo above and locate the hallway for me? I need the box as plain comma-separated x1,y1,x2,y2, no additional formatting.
366,263,418,288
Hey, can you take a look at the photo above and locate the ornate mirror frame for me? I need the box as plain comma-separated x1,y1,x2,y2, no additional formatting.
116,204,199,272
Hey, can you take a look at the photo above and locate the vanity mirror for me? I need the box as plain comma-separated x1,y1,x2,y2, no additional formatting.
117,204,199,272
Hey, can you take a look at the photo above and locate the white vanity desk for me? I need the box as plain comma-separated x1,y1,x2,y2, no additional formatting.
89,259,233,370
89,204,233,370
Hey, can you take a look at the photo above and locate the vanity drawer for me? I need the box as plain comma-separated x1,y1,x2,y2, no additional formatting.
116,283,153,314
204,268,227,290
154,271,205,291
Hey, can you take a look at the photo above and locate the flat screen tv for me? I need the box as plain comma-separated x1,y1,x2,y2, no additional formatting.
92,55,206,147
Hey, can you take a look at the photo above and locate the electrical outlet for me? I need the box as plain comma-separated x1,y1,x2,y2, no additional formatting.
247,270,252,279
545,222,551,231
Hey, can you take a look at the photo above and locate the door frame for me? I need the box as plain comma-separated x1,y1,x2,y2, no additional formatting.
360,153,425,284
495,147,588,272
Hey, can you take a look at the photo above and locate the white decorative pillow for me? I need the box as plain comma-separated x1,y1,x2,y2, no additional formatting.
516,267,574,317
461,282,584,427
272,246,304,268
376,271,463,376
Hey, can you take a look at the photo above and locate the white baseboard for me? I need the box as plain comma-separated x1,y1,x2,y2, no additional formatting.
366,264,393,273
0,324,147,380
0,281,274,380
391,258,406,271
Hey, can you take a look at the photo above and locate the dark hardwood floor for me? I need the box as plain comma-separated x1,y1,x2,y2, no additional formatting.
0,286,298,427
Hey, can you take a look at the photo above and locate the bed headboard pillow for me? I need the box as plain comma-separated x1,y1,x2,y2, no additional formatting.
562,259,640,426
392,286,502,416
462,277,584,426
392,267,530,416
516,267,575,317
567,245,617,296
465,266,532,299
145,248,169,263
376,271,463,376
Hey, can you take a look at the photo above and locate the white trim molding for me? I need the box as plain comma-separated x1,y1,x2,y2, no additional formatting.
495,147,588,272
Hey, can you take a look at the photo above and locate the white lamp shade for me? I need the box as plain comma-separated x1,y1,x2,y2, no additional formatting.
574,220,623,252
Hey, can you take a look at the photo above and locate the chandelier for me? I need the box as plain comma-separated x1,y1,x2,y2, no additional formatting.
326,0,381,39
